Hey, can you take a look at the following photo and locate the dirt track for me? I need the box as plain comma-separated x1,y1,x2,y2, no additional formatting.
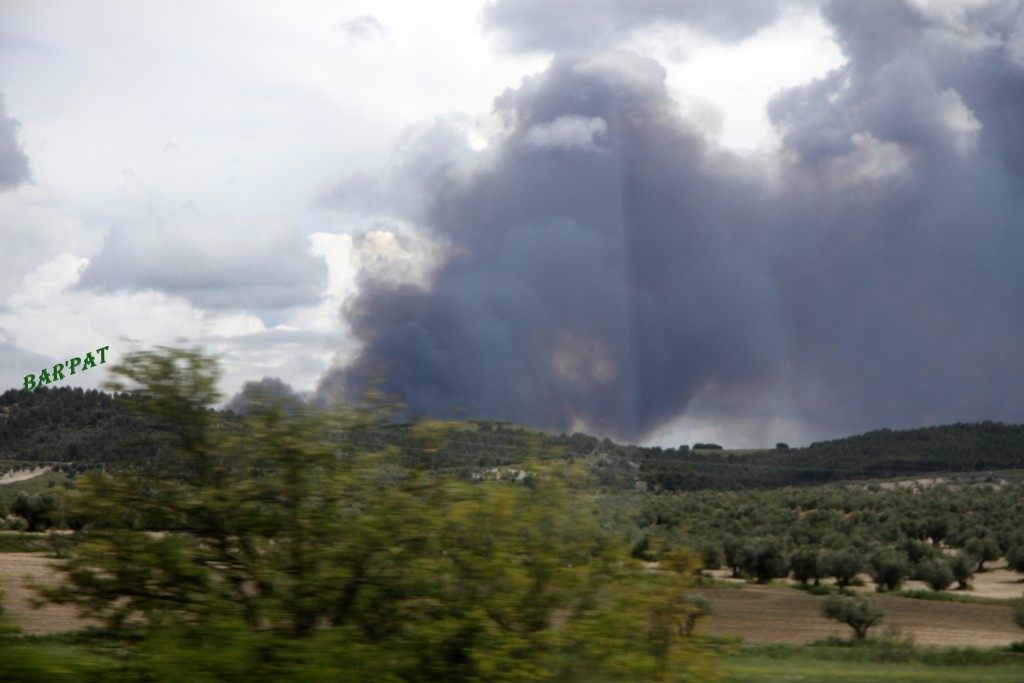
0,467,49,484
701,585,1022,647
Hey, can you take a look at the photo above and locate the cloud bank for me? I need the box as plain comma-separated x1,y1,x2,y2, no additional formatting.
483,0,824,51
318,0,1024,443
0,94,30,191
78,207,328,312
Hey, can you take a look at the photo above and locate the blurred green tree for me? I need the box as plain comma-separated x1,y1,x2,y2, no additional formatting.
40,346,717,682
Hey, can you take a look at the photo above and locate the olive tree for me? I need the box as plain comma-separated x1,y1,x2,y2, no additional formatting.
964,536,1001,572
868,548,910,592
1005,545,1024,576
916,558,955,592
948,552,975,589
823,596,884,640
790,547,822,586
737,538,788,584
821,549,863,589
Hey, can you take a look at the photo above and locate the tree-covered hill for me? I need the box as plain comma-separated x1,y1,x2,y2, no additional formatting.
0,386,149,470
771,422,1024,485
403,420,1024,489
3,386,1024,489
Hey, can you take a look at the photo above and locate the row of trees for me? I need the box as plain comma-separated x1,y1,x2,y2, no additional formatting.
631,483,1024,592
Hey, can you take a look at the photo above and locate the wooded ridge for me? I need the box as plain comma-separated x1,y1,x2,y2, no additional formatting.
2,386,1024,489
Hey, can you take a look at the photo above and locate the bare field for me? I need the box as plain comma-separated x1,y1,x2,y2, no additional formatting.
702,585,1022,647
958,564,1024,601
0,552,87,634
3,550,1022,647
0,467,49,485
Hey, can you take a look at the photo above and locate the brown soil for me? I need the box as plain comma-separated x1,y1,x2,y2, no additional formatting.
0,552,89,634
959,563,1024,601
701,585,1022,647
5,551,1022,645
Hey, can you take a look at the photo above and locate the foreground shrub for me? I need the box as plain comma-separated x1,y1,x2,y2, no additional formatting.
35,346,719,683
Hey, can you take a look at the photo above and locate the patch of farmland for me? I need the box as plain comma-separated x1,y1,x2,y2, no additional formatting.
702,586,1022,647
0,467,50,485
963,563,1024,601
0,552,88,634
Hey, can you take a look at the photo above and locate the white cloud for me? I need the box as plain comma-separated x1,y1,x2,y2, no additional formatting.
78,206,328,311
0,187,101,302
524,115,608,152
653,7,846,150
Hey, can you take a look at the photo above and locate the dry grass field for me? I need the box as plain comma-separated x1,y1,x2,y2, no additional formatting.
0,553,87,634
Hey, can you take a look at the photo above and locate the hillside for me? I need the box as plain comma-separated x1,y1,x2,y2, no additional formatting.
3,387,1024,489
0,386,150,473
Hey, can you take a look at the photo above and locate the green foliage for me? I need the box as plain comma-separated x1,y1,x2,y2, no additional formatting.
948,552,975,589
729,639,1024,666
822,596,884,641
36,346,717,682
916,558,955,592
695,538,725,570
7,383,1024,493
0,385,153,470
887,589,1002,604
1005,545,1024,575
785,422,1024,480
868,548,910,592
789,547,822,586
821,549,864,589
737,538,788,584
9,490,65,531
964,536,1001,572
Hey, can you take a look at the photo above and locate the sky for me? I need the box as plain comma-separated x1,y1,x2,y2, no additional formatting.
2,0,1023,448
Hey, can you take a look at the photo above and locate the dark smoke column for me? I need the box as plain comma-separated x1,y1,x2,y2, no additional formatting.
316,53,779,441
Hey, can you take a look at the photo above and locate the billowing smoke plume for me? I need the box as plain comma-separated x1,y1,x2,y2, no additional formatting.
319,0,1024,443
227,377,304,416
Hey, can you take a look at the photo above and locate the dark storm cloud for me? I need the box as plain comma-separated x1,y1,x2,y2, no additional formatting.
319,0,1024,442
482,0,822,52
0,94,31,191
78,206,327,311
